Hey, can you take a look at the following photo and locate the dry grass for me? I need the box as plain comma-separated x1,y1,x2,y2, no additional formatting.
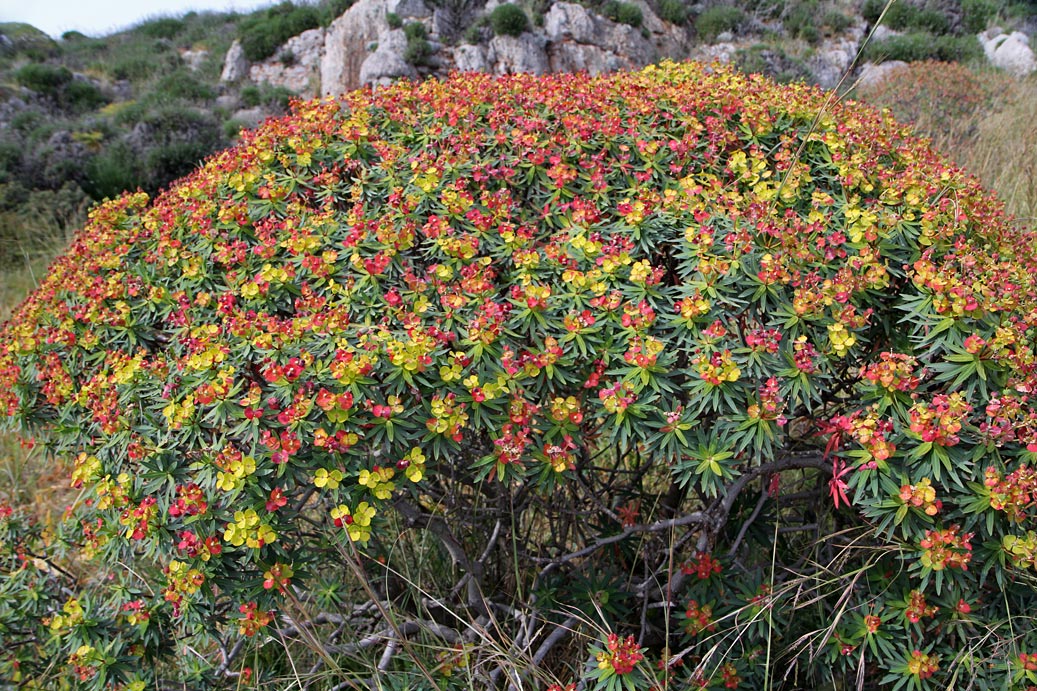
957,82,1037,223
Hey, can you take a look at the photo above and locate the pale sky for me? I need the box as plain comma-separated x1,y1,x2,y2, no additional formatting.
3,1,284,38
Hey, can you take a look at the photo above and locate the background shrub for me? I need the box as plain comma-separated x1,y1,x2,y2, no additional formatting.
862,32,983,62
656,0,689,25
148,68,216,103
4,62,1037,691
490,3,530,36
735,43,812,81
962,0,998,33
403,21,434,66
61,78,107,113
136,16,186,39
237,2,321,62
14,63,73,96
696,5,745,41
239,83,294,110
602,0,644,28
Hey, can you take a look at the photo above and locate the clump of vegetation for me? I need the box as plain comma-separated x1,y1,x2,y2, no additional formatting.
4,61,1037,691
135,16,186,40
862,0,951,33
490,3,531,36
13,63,73,97
656,0,689,25
695,5,745,41
602,0,644,28
403,21,434,66
236,2,322,62
735,43,812,82
239,83,295,110
862,32,983,63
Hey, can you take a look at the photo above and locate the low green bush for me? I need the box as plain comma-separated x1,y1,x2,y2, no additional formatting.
862,32,983,63
237,2,321,62
61,79,107,114
239,83,294,110
962,0,997,33
490,3,530,36
735,43,812,82
60,30,89,42
656,0,688,25
136,17,186,40
14,63,73,96
696,5,745,41
148,69,216,104
784,0,818,41
319,0,354,25
387,11,404,28
602,0,644,28
862,0,951,33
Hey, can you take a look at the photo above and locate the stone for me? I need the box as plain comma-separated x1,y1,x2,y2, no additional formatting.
856,60,908,88
453,43,491,72
230,107,271,130
180,48,209,71
547,42,619,74
980,29,1036,76
221,40,249,82
249,28,326,97
323,0,397,96
809,22,866,88
487,33,550,75
359,29,419,86
870,24,899,42
544,2,597,44
691,42,736,64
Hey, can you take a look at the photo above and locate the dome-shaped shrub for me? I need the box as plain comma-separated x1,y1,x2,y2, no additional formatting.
3,62,1037,689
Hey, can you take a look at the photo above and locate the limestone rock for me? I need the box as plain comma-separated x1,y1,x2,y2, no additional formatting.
545,2,597,44
690,42,736,65
221,40,249,82
180,48,209,71
453,43,491,72
808,22,866,88
360,29,419,86
249,28,326,97
487,33,550,75
322,0,431,96
541,1,663,75
856,60,908,88
230,106,272,130
870,24,899,42
980,28,1036,76
548,42,620,74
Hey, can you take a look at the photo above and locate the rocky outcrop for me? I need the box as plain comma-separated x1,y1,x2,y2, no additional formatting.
543,2,652,73
979,28,1036,76
359,29,419,86
856,60,908,88
221,40,249,82
322,0,432,96
487,33,550,74
249,28,326,98
808,22,866,88
180,49,209,72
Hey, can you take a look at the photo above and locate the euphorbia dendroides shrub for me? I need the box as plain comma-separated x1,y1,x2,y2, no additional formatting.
3,61,1037,689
